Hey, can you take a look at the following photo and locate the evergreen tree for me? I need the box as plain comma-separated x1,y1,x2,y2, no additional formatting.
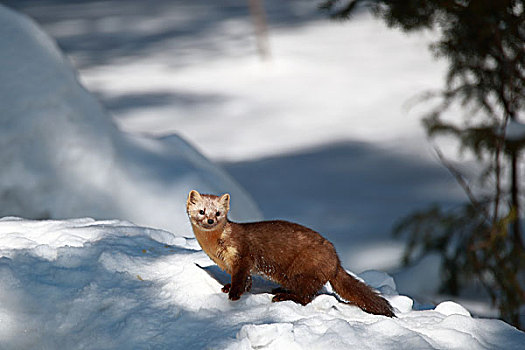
321,0,525,328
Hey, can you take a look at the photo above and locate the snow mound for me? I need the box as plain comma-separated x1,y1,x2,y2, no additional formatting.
0,217,523,349
435,301,471,317
0,4,260,233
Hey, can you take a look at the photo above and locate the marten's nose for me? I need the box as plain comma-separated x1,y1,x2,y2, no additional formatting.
208,219,214,224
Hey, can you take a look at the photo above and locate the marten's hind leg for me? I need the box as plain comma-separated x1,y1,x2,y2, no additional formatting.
271,274,325,306
272,292,312,305
271,286,290,294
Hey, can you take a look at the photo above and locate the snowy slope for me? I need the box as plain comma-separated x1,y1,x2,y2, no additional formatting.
0,217,523,349
0,4,261,233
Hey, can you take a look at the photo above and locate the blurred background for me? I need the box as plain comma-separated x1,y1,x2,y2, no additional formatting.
2,0,523,328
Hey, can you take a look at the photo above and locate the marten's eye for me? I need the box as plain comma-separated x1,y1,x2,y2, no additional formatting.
216,211,221,217
199,209,205,215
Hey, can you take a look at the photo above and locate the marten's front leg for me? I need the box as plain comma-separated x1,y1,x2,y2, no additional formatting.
222,276,251,294
228,259,251,301
221,275,250,294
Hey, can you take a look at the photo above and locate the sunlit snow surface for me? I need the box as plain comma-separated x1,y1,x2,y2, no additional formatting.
0,217,523,349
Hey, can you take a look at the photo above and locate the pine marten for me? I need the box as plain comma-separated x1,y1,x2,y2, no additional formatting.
186,190,395,317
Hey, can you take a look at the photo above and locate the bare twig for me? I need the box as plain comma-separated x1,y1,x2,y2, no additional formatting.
433,145,491,221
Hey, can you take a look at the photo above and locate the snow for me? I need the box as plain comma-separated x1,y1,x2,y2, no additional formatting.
0,4,261,234
434,301,471,317
0,217,523,349
1,1,524,348
77,10,443,163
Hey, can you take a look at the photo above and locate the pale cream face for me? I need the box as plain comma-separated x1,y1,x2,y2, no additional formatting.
186,190,230,230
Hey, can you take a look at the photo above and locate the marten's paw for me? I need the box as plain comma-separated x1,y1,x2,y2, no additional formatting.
272,292,312,305
272,293,291,302
221,283,231,293
228,290,241,301
228,284,243,301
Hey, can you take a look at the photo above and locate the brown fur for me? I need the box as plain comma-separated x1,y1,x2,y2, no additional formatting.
186,190,395,317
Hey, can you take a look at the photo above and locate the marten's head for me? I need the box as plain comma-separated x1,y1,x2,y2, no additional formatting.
186,190,230,230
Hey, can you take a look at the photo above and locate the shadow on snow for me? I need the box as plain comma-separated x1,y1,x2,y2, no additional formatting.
221,140,465,271
4,0,328,69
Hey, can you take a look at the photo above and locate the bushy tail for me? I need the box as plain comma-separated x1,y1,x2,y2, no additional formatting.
330,264,395,317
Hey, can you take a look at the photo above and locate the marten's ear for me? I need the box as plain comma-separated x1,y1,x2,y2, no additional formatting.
219,193,230,211
187,190,202,206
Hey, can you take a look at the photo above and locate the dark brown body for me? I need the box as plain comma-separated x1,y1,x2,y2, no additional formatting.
186,191,395,317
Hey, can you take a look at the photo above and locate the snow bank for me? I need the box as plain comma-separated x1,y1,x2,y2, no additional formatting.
0,4,260,233
0,217,523,349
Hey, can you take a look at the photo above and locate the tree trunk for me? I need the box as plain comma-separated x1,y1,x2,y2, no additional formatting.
510,150,523,249
248,0,271,61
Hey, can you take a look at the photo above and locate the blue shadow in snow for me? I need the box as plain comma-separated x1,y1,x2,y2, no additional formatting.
4,0,328,69
221,140,465,266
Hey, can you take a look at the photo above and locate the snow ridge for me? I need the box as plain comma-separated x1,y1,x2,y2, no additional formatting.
0,217,523,349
